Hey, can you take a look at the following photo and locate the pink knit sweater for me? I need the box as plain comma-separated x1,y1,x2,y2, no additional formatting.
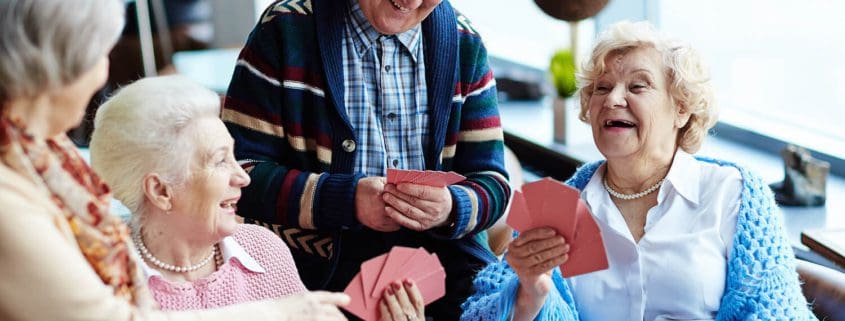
146,224,307,310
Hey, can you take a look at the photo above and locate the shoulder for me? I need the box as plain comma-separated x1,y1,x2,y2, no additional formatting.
693,156,769,199
452,8,481,37
695,157,743,200
566,161,604,190
232,223,286,250
0,165,58,218
258,0,314,24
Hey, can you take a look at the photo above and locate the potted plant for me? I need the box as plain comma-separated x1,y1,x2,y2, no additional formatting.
550,48,577,144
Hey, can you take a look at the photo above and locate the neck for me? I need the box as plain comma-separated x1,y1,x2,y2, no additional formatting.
138,210,219,281
605,151,675,194
3,96,56,140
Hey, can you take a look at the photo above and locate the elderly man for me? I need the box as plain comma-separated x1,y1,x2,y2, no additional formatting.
222,0,509,319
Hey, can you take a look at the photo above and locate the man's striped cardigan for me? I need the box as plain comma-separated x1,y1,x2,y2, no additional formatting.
222,0,510,316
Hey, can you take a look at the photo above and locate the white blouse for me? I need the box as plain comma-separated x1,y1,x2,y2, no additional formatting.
567,151,742,321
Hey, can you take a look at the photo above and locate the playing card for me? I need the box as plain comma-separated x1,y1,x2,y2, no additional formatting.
370,247,419,298
360,255,386,309
386,169,466,187
505,191,532,232
505,177,609,278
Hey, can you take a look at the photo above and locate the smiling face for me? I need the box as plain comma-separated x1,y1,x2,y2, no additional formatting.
168,117,251,244
358,0,442,35
587,46,690,163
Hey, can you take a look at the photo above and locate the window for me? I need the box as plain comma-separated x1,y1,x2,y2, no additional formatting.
658,1,845,162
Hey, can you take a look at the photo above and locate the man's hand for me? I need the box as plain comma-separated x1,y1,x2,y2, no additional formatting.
355,177,400,232
382,183,453,231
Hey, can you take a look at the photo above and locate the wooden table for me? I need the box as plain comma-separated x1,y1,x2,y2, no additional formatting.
802,228,845,268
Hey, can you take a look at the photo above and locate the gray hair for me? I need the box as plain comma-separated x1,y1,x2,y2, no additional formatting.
577,21,716,153
0,0,125,105
90,75,221,229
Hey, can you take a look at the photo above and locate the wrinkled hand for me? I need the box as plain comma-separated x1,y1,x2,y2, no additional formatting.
379,279,425,321
506,227,569,321
356,177,400,232
277,291,349,321
382,183,452,231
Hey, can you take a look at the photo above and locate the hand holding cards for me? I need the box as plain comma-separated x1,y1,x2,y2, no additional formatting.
506,177,609,277
343,247,446,320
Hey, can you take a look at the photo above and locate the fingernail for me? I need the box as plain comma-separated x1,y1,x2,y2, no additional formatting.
392,282,401,291
386,287,394,295
403,279,412,286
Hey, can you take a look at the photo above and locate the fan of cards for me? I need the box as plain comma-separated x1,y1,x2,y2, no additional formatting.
387,169,465,187
343,246,446,321
506,177,609,277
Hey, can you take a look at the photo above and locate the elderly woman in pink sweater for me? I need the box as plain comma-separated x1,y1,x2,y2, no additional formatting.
89,75,310,309
90,76,424,318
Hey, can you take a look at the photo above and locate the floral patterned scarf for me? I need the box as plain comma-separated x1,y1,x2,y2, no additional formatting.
0,117,152,308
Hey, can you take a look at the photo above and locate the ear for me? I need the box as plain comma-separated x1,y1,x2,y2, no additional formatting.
142,173,173,212
675,102,692,129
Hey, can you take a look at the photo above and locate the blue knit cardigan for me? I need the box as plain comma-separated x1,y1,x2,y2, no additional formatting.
461,157,818,321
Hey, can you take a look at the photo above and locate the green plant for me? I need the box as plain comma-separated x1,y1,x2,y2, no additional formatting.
550,48,577,98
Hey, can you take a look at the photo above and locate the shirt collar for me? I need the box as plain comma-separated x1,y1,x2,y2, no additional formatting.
345,0,423,61
138,235,266,281
581,150,700,207
663,149,700,206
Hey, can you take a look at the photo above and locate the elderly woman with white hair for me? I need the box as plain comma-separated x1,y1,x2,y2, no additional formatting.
461,21,816,321
90,75,314,310
0,0,347,320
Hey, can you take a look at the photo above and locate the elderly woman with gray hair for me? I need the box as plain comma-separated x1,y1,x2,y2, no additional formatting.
461,21,816,321
0,0,347,320
90,75,315,310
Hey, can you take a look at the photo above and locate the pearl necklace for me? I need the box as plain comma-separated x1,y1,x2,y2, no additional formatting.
603,176,665,200
134,233,218,273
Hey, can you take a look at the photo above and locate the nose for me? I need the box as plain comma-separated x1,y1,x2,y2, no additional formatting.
232,165,251,188
603,85,627,109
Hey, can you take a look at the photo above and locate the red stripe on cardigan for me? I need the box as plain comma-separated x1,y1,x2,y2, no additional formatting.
460,116,501,131
282,66,325,89
282,123,333,149
277,168,303,225
463,180,491,229
240,47,282,80
455,70,494,96
241,48,325,90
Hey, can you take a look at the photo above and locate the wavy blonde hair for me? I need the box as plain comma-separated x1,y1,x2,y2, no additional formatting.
577,21,716,153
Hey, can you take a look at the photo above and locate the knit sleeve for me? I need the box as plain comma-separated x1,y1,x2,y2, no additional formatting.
435,12,510,240
222,7,363,233
461,260,579,321
716,166,818,321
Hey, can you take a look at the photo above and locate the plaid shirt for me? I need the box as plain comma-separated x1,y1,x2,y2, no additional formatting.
342,0,429,176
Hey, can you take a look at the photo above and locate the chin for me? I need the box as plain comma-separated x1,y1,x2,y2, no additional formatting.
215,217,239,238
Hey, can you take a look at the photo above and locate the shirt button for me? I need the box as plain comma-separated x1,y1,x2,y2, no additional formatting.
341,139,356,153
392,159,399,167
387,112,397,120
384,65,392,72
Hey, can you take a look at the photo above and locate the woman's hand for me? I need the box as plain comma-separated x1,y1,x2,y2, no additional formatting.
379,279,425,321
506,227,570,321
277,291,349,321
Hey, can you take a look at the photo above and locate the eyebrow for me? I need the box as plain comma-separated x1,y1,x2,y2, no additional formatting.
629,68,655,76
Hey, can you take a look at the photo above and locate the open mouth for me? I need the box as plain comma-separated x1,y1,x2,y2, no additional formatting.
220,200,238,212
604,119,636,129
389,0,411,13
